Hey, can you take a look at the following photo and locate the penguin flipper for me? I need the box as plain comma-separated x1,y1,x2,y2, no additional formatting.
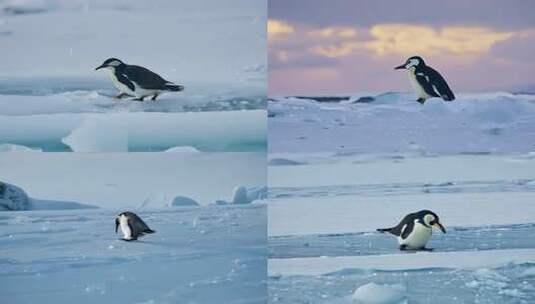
400,221,415,240
415,74,440,98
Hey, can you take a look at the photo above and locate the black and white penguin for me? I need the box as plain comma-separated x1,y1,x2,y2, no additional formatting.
377,210,446,251
395,56,455,104
95,58,184,101
115,211,155,241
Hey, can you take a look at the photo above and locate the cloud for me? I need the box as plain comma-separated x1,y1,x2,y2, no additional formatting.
308,26,357,38
268,20,295,38
363,24,515,56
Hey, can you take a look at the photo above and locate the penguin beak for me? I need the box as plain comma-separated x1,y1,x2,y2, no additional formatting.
95,64,106,70
115,218,119,234
394,64,406,70
434,222,446,233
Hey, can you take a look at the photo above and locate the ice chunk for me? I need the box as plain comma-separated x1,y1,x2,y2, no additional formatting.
232,186,248,204
169,196,200,207
164,146,200,153
247,186,267,202
0,181,30,211
61,115,128,152
352,282,407,304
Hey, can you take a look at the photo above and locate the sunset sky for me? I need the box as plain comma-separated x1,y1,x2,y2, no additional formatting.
268,0,535,95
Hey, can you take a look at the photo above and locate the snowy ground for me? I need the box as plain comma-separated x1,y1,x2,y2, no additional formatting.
0,0,266,152
268,94,535,303
268,92,535,154
268,153,535,303
0,152,267,303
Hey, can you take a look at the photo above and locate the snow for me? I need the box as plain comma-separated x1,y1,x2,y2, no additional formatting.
268,91,535,302
0,152,266,303
268,93,535,155
0,0,266,152
0,110,266,152
352,283,407,304
164,146,200,153
268,249,535,276
268,154,535,236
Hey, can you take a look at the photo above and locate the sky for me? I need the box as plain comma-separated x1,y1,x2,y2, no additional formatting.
268,0,535,95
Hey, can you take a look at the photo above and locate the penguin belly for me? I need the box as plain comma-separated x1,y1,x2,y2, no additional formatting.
131,84,161,98
408,68,431,100
108,71,136,96
398,222,432,249
119,215,133,240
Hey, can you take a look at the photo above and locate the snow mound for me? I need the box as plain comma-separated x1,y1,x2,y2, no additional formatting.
232,186,249,204
352,282,407,304
247,186,268,202
164,146,200,153
0,181,30,211
169,196,200,207
0,143,41,152
231,186,267,204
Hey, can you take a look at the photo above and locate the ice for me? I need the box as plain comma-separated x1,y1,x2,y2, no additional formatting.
232,186,249,204
269,249,535,276
164,146,200,153
0,152,266,208
0,143,41,152
267,152,535,303
169,196,199,207
0,110,267,152
352,282,407,304
0,181,30,211
0,205,267,304
269,92,535,154
0,151,266,303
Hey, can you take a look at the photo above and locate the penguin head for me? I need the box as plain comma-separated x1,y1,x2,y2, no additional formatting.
421,210,446,233
95,58,124,71
395,56,425,70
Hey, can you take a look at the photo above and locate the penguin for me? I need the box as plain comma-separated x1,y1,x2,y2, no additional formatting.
377,210,446,251
395,56,455,104
115,211,155,241
95,58,184,101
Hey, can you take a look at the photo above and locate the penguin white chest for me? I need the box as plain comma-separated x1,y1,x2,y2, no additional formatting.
119,215,132,240
398,220,432,249
408,68,431,100
108,70,136,95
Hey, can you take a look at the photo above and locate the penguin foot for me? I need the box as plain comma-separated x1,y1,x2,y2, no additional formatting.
419,247,434,252
133,96,146,102
399,245,408,251
114,93,131,99
416,98,426,104
151,94,159,101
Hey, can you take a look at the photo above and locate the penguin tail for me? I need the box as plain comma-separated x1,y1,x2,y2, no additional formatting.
164,83,184,92
377,228,392,233
144,229,156,234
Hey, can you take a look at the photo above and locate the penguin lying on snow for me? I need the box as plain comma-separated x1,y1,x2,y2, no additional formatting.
95,58,184,101
377,210,446,251
395,56,455,104
115,211,155,241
